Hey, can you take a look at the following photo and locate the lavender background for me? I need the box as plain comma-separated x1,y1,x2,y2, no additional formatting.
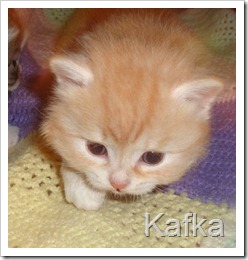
167,99,236,207
8,47,236,207
8,48,41,138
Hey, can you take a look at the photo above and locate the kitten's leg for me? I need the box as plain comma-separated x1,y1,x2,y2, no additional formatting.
61,165,106,210
8,124,20,149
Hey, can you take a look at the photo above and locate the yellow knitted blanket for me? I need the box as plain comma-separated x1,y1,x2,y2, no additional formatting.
8,134,235,248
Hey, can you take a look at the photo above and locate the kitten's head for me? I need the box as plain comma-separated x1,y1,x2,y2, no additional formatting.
42,24,223,195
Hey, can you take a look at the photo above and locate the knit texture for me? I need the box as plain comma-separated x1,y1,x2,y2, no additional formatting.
8,9,236,248
8,136,236,248
182,8,236,60
8,47,41,138
167,99,236,207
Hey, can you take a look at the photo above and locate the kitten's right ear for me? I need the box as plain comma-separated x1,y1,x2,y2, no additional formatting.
50,55,93,87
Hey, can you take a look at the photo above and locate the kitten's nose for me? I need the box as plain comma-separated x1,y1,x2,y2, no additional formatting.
110,179,130,192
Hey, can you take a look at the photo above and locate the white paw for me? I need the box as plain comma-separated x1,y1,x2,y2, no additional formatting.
66,189,105,211
8,124,20,149
61,166,106,211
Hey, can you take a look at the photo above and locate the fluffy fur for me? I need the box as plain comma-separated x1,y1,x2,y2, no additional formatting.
8,9,27,91
41,9,224,210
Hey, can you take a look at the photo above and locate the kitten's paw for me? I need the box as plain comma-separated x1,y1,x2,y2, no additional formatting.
62,166,106,210
67,190,105,211
8,124,20,149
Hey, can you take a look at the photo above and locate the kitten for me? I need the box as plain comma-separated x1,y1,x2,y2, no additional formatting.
8,9,27,91
41,9,224,210
8,9,27,149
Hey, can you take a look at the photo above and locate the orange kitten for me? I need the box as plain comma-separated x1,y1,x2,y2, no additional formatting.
41,9,223,210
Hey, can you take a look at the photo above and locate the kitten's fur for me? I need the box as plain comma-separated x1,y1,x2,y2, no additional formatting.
42,9,224,210
8,9,27,90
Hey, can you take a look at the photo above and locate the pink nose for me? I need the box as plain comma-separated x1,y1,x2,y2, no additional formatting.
110,179,130,192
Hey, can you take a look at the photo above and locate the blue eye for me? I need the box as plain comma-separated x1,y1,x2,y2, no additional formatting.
87,142,108,156
141,151,164,165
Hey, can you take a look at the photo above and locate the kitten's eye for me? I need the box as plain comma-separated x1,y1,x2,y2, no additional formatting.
87,142,108,156
141,151,164,165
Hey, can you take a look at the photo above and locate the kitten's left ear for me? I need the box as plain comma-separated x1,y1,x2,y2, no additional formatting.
50,55,93,87
172,79,223,119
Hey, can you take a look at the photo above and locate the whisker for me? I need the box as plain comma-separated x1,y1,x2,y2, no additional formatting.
105,192,111,200
155,186,165,193
140,194,145,205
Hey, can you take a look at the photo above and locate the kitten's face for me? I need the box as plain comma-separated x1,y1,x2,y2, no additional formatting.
42,52,222,195
42,12,223,195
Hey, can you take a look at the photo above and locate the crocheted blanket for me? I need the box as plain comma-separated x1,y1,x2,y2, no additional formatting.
8,9,236,248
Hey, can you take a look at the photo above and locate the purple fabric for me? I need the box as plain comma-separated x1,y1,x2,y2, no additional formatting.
8,47,42,138
167,99,236,207
8,47,236,207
